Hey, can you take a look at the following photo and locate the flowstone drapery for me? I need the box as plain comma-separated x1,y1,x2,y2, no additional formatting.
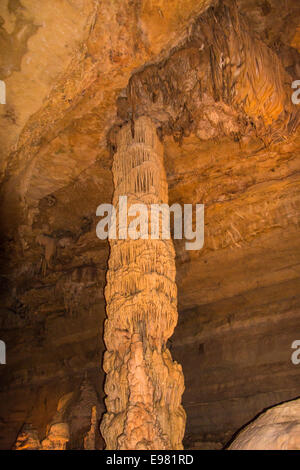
100,116,185,450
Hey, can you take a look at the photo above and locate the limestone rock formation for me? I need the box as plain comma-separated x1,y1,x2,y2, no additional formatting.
14,424,41,450
41,422,70,450
67,377,104,450
0,0,299,451
229,398,300,450
13,378,104,450
124,1,297,145
40,391,72,450
101,117,185,450
83,406,98,450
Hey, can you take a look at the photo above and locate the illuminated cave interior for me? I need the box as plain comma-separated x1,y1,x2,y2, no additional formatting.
0,0,299,450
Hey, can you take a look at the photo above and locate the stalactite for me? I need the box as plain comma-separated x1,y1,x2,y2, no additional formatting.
100,116,185,450
124,2,298,144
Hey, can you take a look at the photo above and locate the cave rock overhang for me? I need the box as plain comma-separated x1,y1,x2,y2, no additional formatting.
109,2,298,152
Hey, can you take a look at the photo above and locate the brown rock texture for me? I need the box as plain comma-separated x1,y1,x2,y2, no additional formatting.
124,1,298,144
101,116,185,450
229,398,300,450
13,378,104,450
83,405,98,450
14,424,41,450
41,422,70,450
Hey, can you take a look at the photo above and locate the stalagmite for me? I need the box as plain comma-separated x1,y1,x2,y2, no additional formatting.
14,424,41,450
100,116,186,450
41,423,70,450
84,406,98,450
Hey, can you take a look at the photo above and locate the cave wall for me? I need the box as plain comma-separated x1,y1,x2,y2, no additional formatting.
0,0,299,450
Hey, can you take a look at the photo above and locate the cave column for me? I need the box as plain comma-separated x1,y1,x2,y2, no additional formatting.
100,116,186,450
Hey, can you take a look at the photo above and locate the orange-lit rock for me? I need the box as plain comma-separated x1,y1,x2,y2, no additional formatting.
41,422,70,450
14,424,41,450
101,117,185,450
